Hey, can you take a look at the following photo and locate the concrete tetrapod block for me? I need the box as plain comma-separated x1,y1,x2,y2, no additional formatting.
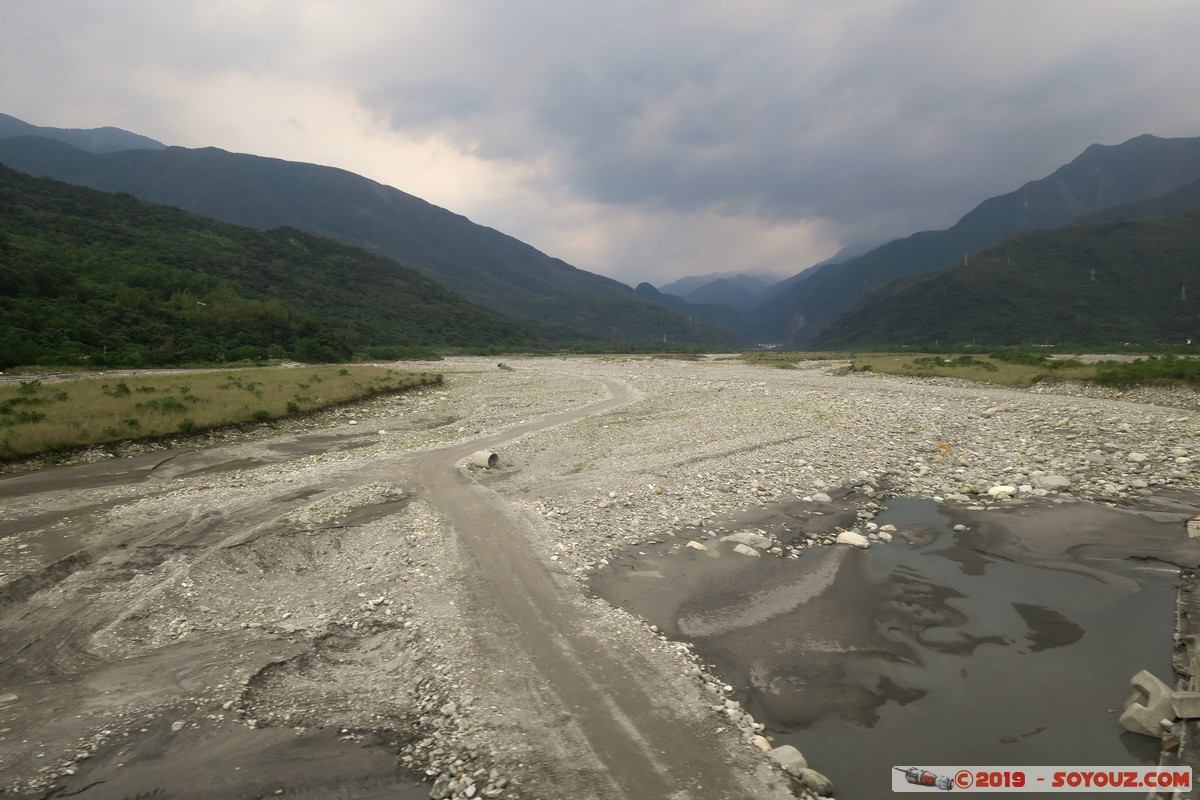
469,450,499,469
1120,669,1177,737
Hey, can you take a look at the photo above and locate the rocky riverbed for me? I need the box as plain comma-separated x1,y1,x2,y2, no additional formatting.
2,356,1199,799
495,356,1200,569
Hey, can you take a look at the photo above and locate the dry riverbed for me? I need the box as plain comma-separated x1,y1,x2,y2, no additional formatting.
2,356,1199,799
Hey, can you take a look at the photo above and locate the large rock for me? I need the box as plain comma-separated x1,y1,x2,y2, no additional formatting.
731,543,761,557
835,530,870,548
797,768,834,795
768,744,807,775
430,776,452,800
721,532,772,550
1031,474,1071,490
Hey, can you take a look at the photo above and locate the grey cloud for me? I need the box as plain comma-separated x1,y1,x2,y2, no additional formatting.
347,1,1200,246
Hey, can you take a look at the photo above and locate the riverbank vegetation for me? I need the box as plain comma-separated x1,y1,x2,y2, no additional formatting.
742,349,1200,389
0,165,530,370
0,365,441,459
846,353,1093,386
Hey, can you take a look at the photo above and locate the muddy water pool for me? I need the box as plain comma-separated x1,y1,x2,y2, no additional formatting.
593,497,1187,799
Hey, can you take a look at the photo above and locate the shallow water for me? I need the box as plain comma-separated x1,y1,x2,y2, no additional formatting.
592,496,1184,799
783,498,1172,799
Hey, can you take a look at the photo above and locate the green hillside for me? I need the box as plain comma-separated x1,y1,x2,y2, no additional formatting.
0,165,531,368
1073,177,1200,225
0,132,735,345
751,134,1200,346
814,209,1200,348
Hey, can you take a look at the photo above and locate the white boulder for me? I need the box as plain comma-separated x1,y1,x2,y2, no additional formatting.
835,530,870,548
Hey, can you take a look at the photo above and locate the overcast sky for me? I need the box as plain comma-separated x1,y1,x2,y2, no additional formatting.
3,1,1200,287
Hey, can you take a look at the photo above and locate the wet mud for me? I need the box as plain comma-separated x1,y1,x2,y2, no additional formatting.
0,432,378,501
32,721,422,800
0,436,426,799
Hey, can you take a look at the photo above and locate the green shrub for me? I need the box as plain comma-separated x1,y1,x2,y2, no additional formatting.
361,344,442,361
989,348,1050,366
137,395,188,413
1093,355,1200,387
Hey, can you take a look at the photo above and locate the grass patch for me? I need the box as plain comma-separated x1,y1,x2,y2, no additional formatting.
845,353,1095,387
738,351,852,368
846,350,1200,389
1092,355,1200,387
0,365,441,459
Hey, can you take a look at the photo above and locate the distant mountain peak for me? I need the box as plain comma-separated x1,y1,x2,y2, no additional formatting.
816,207,1200,349
748,132,1200,346
0,131,736,344
0,112,166,153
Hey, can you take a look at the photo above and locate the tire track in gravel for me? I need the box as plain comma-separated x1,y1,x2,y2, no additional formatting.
414,376,791,800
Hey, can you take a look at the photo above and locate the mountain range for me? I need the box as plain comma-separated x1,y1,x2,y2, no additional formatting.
0,112,165,153
0,125,732,346
632,283,746,334
656,133,1200,348
0,164,531,368
653,253,868,317
748,134,1200,346
4,111,1200,353
815,205,1200,348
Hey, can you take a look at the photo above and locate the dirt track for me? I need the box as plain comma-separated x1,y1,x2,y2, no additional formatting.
0,362,795,799
411,378,791,798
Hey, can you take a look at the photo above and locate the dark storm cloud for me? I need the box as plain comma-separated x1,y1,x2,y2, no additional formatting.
349,0,1200,244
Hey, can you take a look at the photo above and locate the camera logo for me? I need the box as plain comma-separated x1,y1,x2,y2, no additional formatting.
894,767,955,791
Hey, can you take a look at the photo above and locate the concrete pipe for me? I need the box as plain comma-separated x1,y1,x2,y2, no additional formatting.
470,450,499,469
